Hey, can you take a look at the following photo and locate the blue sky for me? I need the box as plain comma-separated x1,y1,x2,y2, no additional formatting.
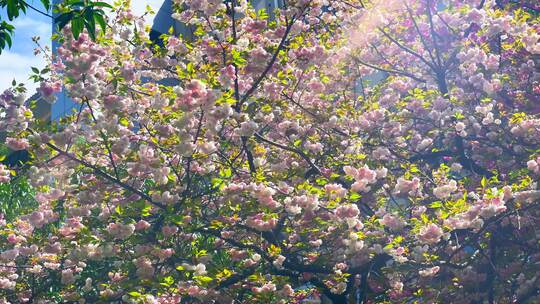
0,0,164,93
0,4,51,93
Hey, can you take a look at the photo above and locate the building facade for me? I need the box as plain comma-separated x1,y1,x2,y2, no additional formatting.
151,0,284,37
51,0,79,121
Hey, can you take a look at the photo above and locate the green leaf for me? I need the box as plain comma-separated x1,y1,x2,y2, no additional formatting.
194,276,213,283
66,1,85,8
127,291,142,297
71,17,84,39
4,31,12,48
257,9,269,20
6,0,23,21
84,9,96,40
220,167,232,178
91,1,113,9
141,204,152,217
55,12,74,31
430,201,443,208
19,1,27,14
93,13,107,33
231,49,247,67
349,192,361,200
40,0,51,11
119,117,129,127
115,205,123,215
161,276,174,286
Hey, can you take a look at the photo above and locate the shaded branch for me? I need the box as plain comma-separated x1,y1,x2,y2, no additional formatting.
253,132,322,175
28,128,165,209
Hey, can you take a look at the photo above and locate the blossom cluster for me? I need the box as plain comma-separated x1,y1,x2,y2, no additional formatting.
0,0,539,303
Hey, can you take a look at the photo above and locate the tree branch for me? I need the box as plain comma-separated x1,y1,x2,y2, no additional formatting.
253,132,322,175
28,128,165,209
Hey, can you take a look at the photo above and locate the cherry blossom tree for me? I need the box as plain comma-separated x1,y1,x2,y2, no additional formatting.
0,0,539,303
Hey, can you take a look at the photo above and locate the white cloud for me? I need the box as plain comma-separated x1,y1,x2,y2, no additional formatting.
102,0,165,24
11,17,51,38
0,50,46,93
130,0,166,20
9,16,51,51
0,1,165,93
0,15,50,93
